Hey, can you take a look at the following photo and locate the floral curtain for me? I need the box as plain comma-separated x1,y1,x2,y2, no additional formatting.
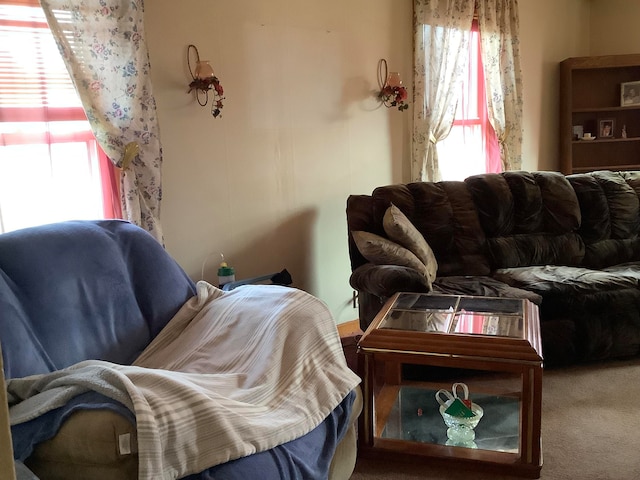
477,0,523,172
39,0,164,242
412,0,475,181
413,0,523,180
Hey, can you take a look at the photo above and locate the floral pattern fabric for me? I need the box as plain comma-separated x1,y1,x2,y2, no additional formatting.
477,0,523,172
413,0,475,182
40,0,164,242
412,0,523,181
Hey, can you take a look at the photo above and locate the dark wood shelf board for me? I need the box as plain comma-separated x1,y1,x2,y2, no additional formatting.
562,54,640,69
573,105,640,113
572,137,640,144
571,164,640,174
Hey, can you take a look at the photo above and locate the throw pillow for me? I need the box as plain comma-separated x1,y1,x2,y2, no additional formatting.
351,230,431,282
383,203,438,283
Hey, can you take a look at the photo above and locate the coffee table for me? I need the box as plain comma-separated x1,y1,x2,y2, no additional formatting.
357,292,543,478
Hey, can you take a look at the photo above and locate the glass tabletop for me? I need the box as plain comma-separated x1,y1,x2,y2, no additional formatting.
380,293,525,338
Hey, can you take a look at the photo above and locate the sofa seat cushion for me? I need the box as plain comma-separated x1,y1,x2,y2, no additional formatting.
602,261,640,280
493,265,638,296
433,275,542,305
494,265,640,365
25,408,138,480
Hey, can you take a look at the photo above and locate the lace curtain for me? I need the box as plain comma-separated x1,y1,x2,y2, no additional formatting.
477,0,523,172
412,0,523,181
40,0,164,242
413,0,475,182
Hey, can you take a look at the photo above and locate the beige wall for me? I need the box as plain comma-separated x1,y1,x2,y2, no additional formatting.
590,0,640,55
146,0,412,323
518,0,639,173
146,0,593,324
519,0,591,172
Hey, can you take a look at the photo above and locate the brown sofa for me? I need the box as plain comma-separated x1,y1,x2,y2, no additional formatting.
347,170,640,367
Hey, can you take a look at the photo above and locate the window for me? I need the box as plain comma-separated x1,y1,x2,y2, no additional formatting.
0,1,118,234
437,25,500,181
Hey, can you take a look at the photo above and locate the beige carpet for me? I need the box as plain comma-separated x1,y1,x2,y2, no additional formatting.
351,357,640,479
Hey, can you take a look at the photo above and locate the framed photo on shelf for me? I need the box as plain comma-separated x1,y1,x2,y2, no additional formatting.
599,119,615,138
621,81,640,106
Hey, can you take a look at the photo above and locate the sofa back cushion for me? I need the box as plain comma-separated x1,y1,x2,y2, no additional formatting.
569,170,640,269
405,181,491,276
0,220,196,379
346,182,491,277
465,171,585,269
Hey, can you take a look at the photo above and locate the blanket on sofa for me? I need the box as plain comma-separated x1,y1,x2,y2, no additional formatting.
8,282,361,480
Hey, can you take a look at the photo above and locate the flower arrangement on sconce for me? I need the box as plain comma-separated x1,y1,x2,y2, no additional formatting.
210,78,224,118
188,75,225,118
187,44,225,118
379,84,409,111
377,58,409,112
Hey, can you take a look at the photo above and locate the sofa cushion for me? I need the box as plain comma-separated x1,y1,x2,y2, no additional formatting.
383,204,437,283
602,261,640,281
25,408,138,480
0,220,197,379
488,233,585,269
594,171,640,239
465,172,584,269
494,264,640,363
0,273,53,378
405,182,491,276
348,182,491,277
567,173,611,243
351,231,432,284
493,265,638,296
433,276,542,305
570,171,640,269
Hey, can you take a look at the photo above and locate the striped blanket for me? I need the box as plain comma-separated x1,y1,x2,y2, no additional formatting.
8,282,361,480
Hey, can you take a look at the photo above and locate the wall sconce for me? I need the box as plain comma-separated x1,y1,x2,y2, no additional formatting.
187,44,225,118
378,58,409,111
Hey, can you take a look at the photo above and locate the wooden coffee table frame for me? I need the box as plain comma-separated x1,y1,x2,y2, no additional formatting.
357,293,543,478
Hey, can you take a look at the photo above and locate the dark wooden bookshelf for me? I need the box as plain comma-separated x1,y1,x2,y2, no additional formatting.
560,54,640,174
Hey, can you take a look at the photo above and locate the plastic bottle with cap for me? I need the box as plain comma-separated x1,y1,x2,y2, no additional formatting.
217,254,235,289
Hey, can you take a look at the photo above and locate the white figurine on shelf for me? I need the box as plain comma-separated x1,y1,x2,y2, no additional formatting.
622,125,627,138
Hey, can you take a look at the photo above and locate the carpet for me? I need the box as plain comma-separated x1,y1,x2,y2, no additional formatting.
350,357,640,479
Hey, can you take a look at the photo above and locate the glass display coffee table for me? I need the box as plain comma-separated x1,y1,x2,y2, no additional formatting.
357,293,543,478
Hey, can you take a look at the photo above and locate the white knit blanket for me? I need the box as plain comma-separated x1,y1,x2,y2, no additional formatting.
8,282,361,480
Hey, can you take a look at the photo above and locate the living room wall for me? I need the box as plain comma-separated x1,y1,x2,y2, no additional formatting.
519,0,590,172
146,0,589,324
590,1,640,55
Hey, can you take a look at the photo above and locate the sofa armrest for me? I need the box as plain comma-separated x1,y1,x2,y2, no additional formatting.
350,264,432,330
349,263,431,299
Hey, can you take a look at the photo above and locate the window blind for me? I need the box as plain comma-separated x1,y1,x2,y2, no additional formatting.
0,0,119,231
0,1,84,122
